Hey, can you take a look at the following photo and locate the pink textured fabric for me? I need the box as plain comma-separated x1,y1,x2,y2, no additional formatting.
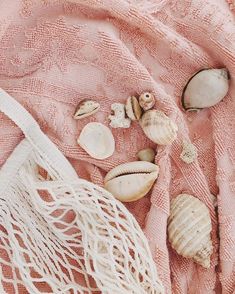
0,0,234,293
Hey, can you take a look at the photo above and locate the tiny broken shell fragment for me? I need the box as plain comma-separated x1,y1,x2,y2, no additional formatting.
104,161,159,202
125,96,142,121
182,68,230,111
137,148,156,163
139,92,155,111
180,140,198,164
74,99,100,119
140,110,178,145
168,194,213,268
109,103,131,128
77,122,115,159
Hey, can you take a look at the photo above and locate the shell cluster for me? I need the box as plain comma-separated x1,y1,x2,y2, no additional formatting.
140,110,178,145
108,92,156,128
77,122,115,159
182,68,230,111
104,161,159,202
168,194,213,268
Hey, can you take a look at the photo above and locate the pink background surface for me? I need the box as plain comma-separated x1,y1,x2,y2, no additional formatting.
0,0,234,293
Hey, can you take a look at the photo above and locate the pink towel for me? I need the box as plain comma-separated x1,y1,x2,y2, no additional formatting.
0,0,234,293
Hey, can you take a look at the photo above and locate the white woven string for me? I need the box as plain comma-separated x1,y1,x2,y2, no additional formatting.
0,89,164,293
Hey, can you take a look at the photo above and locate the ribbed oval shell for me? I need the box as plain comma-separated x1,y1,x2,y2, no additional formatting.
168,194,213,268
140,110,178,145
125,96,142,121
182,68,229,111
77,122,115,159
104,161,159,202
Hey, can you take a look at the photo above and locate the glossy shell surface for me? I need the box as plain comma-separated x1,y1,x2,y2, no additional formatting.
77,122,115,159
104,161,159,202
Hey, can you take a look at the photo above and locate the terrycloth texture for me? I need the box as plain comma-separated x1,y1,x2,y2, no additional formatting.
0,0,234,293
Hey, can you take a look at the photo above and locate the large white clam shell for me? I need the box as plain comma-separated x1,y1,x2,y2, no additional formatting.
77,122,115,159
104,161,159,202
168,194,213,268
140,110,178,145
182,68,229,111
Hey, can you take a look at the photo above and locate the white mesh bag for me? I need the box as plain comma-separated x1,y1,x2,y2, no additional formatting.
0,89,164,294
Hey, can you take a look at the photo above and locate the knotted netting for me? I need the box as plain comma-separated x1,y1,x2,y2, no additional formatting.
0,89,164,294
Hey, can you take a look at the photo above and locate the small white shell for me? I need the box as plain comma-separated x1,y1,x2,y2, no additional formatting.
140,110,178,145
168,194,213,268
104,161,159,202
180,141,198,164
139,92,155,111
182,68,229,111
125,96,142,121
109,103,131,128
74,100,100,119
137,148,156,163
77,122,115,159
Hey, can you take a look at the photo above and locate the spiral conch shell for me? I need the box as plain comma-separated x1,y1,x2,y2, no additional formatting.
77,122,115,159
140,110,178,145
182,68,230,111
168,194,213,268
104,161,159,202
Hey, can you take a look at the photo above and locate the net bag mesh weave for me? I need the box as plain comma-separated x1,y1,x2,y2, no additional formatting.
0,89,164,294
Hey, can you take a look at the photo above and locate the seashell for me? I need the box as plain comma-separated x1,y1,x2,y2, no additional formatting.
168,194,213,268
74,99,100,119
137,148,156,163
139,92,155,111
180,140,198,164
109,103,131,128
125,96,142,121
104,161,159,202
77,122,115,159
140,110,178,145
182,68,230,111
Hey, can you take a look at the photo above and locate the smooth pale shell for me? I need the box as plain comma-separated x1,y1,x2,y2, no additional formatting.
74,99,100,119
125,96,142,121
139,92,155,111
137,148,156,163
168,194,213,268
182,68,229,111
104,161,159,202
77,122,115,159
140,110,178,145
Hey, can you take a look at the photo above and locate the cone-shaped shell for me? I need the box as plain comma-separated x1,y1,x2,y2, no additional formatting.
168,194,213,268
104,161,159,202
77,122,115,159
182,68,229,111
140,110,178,145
